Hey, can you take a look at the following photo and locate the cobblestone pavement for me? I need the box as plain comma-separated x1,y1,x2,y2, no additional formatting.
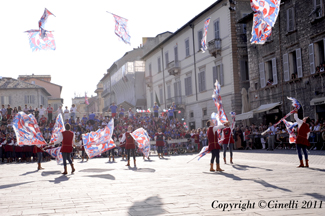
0,149,325,216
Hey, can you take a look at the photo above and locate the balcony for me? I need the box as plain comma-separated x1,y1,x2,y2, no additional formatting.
167,61,181,76
166,96,185,109
145,75,152,87
101,88,110,97
208,38,222,58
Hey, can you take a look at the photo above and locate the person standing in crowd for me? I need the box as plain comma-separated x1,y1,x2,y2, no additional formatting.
119,105,125,118
128,108,134,119
63,106,70,121
38,105,46,122
172,102,177,119
168,107,174,120
28,106,34,115
153,102,159,118
110,102,117,118
120,125,136,167
52,123,76,174
221,122,234,164
70,104,76,121
34,108,39,121
294,109,311,168
1,105,6,117
55,105,63,117
23,105,29,114
7,105,12,120
207,120,225,172
191,129,200,152
47,104,53,123
267,122,275,151
155,128,165,159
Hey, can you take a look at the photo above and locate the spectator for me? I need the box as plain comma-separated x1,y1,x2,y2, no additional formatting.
153,102,159,118
47,104,53,123
6,105,12,120
119,105,125,118
63,106,69,121
28,106,34,115
70,104,76,121
110,102,117,118
23,105,29,114
39,105,46,120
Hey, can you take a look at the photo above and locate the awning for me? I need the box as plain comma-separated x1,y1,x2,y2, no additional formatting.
236,102,281,121
310,97,325,106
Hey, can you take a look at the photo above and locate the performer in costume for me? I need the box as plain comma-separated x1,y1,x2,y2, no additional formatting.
119,130,126,160
293,109,311,168
51,123,76,174
221,122,234,164
33,144,44,170
120,125,136,167
207,120,225,172
155,128,165,159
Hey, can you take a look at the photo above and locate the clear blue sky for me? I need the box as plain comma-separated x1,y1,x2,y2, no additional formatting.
0,0,217,108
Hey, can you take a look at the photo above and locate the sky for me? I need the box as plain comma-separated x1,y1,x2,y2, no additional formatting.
0,0,217,108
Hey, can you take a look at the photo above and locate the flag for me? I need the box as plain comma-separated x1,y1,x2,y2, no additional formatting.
155,92,161,107
230,112,236,130
201,17,211,53
50,114,65,143
198,146,210,160
130,128,150,158
12,112,46,145
38,8,55,29
109,12,131,44
82,119,115,158
282,119,298,143
137,109,151,113
212,79,228,124
85,93,89,105
287,97,301,110
250,0,280,44
45,147,63,164
25,30,56,52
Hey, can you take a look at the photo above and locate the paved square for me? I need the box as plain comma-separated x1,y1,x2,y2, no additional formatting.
1,150,325,215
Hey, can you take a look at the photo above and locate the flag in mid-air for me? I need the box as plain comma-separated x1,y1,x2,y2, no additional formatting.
12,112,46,145
85,93,89,105
287,97,301,110
50,114,65,143
25,30,56,52
84,139,116,159
250,0,280,44
198,146,210,160
130,128,151,158
108,12,131,44
282,119,298,143
39,8,55,29
46,147,63,164
201,17,211,53
212,80,228,124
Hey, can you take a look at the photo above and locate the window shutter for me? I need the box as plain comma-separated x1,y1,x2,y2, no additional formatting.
296,48,303,78
213,66,218,86
24,95,27,104
198,72,202,92
309,44,315,74
259,62,266,88
189,77,192,95
202,72,206,91
1,96,4,105
32,95,35,104
272,58,278,84
174,46,178,62
9,96,12,105
220,64,224,86
178,81,182,96
214,21,220,39
283,54,290,81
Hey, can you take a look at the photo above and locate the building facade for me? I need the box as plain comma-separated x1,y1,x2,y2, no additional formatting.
239,0,325,124
142,0,251,129
101,33,172,113
0,77,50,109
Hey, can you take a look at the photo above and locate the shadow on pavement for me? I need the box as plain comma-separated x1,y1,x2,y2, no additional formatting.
0,181,34,189
85,174,115,180
79,168,114,173
49,175,69,184
304,193,325,200
41,171,62,176
232,164,273,172
307,167,325,172
20,170,39,176
128,195,166,215
131,168,156,173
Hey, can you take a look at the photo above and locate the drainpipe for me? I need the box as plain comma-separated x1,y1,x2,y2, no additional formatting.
190,23,198,101
278,9,285,115
161,47,167,109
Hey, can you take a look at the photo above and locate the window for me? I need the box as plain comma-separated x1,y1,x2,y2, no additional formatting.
185,38,190,57
202,108,207,116
198,68,206,92
165,52,169,68
240,60,249,81
1,96,11,105
174,45,178,62
159,87,164,104
283,49,302,81
190,112,194,118
25,95,35,104
287,8,295,32
198,30,203,50
259,58,278,87
167,85,171,99
314,40,325,67
41,96,45,106
174,81,182,104
212,64,224,86
265,61,273,84
157,57,161,72
149,63,152,76
314,0,324,18
214,20,220,39
185,76,192,96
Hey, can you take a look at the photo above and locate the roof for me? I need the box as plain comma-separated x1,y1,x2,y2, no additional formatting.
141,0,222,59
18,74,51,79
0,77,51,96
20,77,62,93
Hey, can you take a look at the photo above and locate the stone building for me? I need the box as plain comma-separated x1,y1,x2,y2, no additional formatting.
238,0,325,124
0,77,50,109
142,0,251,129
